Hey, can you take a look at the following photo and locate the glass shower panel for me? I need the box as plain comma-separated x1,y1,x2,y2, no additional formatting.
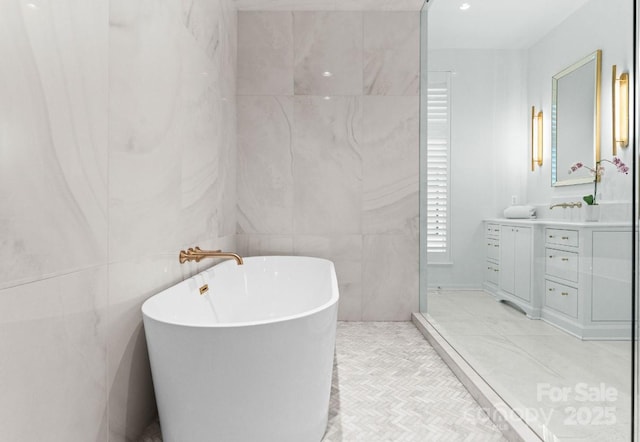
418,0,429,313
419,0,636,440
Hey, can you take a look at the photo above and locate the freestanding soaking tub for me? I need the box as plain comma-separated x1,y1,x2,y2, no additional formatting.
142,256,339,442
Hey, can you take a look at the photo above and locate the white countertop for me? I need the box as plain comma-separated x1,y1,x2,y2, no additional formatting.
485,218,633,228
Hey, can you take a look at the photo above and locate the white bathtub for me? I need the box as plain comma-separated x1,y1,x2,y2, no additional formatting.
142,256,339,442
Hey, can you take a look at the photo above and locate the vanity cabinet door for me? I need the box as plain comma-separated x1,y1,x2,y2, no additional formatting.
499,228,515,294
513,227,532,301
486,262,499,285
499,226,531,301
592,231,632,321
487,238,500,261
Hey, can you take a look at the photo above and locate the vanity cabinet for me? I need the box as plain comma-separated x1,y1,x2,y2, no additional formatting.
483,220,632,340
591,231,632,322
543,227,581,328
484,223,500,287
482,222,539,318
499,226,532,302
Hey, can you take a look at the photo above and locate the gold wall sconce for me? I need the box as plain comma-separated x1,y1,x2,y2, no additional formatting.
531,106,543,171
612,65,629,154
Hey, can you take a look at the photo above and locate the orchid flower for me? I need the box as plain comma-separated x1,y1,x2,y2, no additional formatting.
566,157,629,205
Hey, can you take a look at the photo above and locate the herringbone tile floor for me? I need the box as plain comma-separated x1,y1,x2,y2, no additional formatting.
322,322,506,441
139,321,507,441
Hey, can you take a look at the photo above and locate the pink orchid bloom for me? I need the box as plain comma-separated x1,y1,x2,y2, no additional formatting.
567,157,629,206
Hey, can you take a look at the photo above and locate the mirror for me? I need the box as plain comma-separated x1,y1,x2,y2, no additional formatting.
551,50,601,186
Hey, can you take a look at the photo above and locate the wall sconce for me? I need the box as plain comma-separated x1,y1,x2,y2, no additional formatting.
612,65,629,154
531,106,543,171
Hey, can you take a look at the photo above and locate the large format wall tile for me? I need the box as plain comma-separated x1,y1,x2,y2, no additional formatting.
110,1,202,260
336,0,424,10
294,235,363,320
362,234,419,320
238,12,293,95
293,96,363,234
181,0,225,62
0,0,108,288
107,257,188,442
1,0,237,440
237,234,294,257
293,12,363,95
363,96,419,234
109,0,237,256
237,96,294,234
108,1,238,439
217,0,239,238
238,11,420,321
237,0,332,10
0,267,108,441
109,1,183,259
235,0,424,11
363,12,420,95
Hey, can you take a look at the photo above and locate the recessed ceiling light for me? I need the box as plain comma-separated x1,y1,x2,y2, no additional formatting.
459,3,471,10
26,2,38,8
323,96,331,100
322,71,333,77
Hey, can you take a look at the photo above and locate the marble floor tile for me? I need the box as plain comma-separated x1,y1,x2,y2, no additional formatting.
138,322,506,441
323,322,506,441
427,290,632,441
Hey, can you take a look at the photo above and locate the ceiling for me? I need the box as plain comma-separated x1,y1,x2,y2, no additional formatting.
427,0,591,49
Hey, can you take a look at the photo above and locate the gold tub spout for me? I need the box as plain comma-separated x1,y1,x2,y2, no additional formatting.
179,247,244,265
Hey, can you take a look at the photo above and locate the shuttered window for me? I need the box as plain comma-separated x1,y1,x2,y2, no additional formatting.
426,72,451,261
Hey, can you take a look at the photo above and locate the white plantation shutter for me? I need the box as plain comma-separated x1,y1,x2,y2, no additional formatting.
426,72,451,261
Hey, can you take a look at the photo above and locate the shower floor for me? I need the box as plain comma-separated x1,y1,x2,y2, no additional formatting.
139,321,506,441
426,289,632,441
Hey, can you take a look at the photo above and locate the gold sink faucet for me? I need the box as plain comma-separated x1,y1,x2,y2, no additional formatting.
549,201,583,210
179,247,244,265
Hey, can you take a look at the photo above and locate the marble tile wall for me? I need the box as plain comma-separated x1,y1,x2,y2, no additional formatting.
0,0,237,440
237,11,419,320
234,0,425,11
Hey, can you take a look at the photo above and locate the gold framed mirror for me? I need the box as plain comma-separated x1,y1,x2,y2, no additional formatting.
551,49,601,186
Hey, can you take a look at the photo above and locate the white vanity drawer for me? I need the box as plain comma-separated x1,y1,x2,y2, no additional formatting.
486,262,499,285
486,223,500,237
546,248,578,282
545,279,578,318
486,238,500,261
546,228,579,248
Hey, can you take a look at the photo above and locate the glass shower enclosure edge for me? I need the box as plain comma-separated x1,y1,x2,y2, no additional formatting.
419,0,431,314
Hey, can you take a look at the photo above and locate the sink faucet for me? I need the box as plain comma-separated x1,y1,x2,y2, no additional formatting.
549,201,583,210
179,247,244,265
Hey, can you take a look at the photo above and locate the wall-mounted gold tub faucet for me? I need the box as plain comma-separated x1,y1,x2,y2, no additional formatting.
179,247,244,265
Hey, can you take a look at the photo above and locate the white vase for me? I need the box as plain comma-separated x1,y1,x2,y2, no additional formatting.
584,204,600,222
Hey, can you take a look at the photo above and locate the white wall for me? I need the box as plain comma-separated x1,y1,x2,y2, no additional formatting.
0,0,237,440
526,0,634,212
426,49,528,288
